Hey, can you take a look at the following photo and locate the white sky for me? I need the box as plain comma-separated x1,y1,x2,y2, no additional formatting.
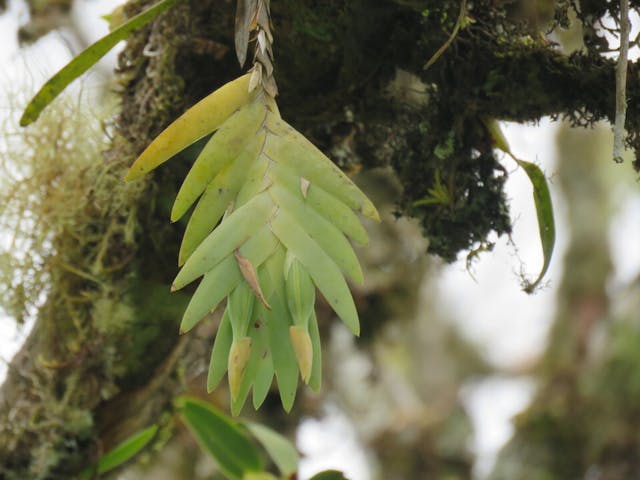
437,118,563,369
0,2,639,479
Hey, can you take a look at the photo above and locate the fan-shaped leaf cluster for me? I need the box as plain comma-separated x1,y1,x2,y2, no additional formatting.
126,74,378,413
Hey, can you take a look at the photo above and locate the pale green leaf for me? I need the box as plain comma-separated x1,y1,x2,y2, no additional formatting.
271,209,360,335
208,310,234,391
172,103,266,222
181,225,279,333
173,192,275,290
262,247,299,411
268,162,369,245
270,184,363,284
244,422,299,477
310,470,350,480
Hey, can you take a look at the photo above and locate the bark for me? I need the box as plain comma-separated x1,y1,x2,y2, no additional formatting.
1,0,639,478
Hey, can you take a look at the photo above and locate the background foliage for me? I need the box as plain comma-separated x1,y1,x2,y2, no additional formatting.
0,0,639,479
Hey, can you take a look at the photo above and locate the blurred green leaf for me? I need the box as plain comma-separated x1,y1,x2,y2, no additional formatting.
515,159,556,293
176,396,263,480
309,470,350,480
244,421,299,477
243,473,278,480
20,0,178,126
80,424,158,479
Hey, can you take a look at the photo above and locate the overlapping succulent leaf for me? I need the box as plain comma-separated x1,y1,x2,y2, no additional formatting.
126,76,378,413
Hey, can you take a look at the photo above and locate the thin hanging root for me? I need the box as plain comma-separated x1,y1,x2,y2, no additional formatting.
424,0,468,71
613,0,630,163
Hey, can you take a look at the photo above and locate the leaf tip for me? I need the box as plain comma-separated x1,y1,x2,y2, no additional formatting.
170,206,182,223
281,397,294,413
179,320,194,335
367,206,381,222
206,370,222,393
19,112,33,127
124,168,144,182
350,322,361,337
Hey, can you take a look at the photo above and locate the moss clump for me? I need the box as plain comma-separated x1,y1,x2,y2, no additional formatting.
0,87,141,328
391,107,512,262
0,79,151,475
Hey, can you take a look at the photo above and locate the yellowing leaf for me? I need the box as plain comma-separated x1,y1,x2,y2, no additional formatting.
126,74,253,181
228,337,253,399
171,100,266,221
